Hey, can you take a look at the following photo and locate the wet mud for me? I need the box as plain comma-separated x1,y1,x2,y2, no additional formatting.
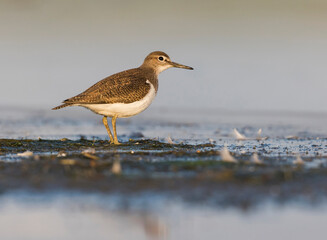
1,138,327,209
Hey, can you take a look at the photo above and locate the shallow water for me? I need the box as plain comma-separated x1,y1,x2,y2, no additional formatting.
1,192,327,240
1,107,327,239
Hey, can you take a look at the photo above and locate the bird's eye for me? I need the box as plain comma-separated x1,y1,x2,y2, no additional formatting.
158,56,164,61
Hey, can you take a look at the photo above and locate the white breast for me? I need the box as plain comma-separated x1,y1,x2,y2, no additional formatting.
79,81,156,118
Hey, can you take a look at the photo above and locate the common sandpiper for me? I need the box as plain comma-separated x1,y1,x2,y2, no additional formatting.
52,51,193,144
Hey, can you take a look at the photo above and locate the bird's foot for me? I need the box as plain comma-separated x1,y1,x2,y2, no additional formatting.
109,140,121,145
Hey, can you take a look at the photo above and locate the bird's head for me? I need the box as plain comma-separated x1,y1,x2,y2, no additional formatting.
141,51,193,75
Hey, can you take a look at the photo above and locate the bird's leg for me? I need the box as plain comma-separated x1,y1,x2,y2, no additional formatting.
102,116,114,143
111,115,120,145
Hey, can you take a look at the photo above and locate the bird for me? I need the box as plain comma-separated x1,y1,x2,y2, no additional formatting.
52,51,193,144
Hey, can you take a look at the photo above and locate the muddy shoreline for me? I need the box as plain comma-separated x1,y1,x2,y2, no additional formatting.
1,138,327,209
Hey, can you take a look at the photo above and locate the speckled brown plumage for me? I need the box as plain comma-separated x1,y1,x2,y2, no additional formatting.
53,67,158,110
52,51,193,145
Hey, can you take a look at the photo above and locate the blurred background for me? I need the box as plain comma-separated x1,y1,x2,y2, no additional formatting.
1,1,327,240
1,0,327,113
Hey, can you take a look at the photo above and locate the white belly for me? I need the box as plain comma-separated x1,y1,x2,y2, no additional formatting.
78,82,156,118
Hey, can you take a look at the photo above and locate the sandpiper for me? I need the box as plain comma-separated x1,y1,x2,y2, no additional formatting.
52,51,193,144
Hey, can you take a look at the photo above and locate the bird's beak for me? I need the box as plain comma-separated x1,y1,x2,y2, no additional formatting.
169,61,194,70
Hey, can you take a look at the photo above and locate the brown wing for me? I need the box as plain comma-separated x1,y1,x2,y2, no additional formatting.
64,68,151,104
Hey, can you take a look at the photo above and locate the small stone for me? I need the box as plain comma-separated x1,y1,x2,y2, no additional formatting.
166,136,174,144
57,151,67,157
220,147,237,163
17,151,33,158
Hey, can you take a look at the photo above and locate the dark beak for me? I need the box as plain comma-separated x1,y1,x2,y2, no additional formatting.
170,61,193,70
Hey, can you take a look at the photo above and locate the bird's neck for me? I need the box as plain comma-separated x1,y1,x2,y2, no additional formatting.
139,65,158,75
138,66,159,93
140,63,171,76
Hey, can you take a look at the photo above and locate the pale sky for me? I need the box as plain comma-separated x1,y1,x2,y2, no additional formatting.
1,0,327,112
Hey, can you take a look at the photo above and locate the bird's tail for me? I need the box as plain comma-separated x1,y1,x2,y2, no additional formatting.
52,103,72,110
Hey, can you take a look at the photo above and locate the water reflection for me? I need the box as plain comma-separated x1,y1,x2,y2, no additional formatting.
0,192,326,240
